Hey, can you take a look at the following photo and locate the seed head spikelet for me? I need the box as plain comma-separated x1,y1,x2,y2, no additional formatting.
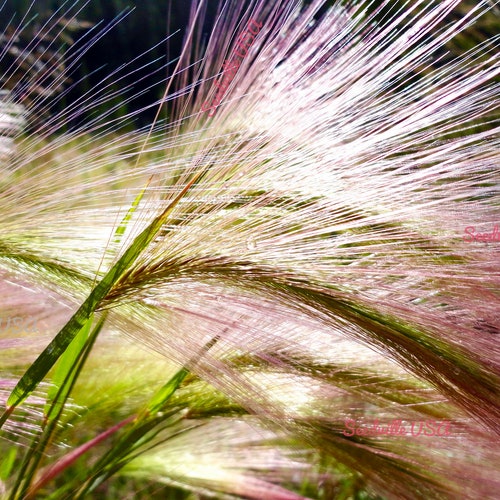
0,0,499,498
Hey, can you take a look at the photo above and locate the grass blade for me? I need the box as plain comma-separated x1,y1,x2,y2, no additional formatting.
3,171,204,412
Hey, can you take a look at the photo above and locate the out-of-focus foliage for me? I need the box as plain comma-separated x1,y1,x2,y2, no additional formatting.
0,10,91,129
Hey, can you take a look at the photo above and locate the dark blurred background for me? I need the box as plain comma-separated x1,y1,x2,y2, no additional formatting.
0,1,196,129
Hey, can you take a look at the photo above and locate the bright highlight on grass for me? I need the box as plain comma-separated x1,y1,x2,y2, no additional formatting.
0,0,499,499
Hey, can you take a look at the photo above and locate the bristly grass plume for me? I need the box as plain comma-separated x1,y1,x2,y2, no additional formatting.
0,0,499,498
